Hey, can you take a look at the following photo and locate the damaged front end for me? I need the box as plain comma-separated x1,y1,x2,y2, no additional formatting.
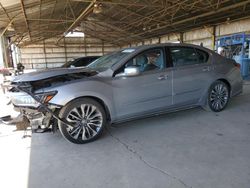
8,70,96,132
9,80,61,132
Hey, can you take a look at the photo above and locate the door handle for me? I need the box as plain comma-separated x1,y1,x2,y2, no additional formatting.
158,75,169,80
202,66,210,72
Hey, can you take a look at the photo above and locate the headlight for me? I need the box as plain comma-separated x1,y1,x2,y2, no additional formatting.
9,91,58,107
35,91,57,103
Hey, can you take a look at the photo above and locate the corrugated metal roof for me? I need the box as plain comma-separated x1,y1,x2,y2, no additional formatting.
0,0,250,47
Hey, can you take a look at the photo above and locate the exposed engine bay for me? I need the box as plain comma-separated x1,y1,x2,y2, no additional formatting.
8,70,97,133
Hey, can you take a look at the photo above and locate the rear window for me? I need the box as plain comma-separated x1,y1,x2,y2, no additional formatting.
170,47,209,67
170,47,198,67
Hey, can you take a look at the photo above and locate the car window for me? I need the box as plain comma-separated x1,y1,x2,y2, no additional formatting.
124,49,164,73
170,47,198,67
195,49,209,64
73,57,99,67
87,57,97,64
72,59,84,67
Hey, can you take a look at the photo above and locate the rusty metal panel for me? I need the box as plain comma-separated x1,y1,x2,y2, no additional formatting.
216,18,250,36
144,40,151,45
184,28,212,41
151,38,159,44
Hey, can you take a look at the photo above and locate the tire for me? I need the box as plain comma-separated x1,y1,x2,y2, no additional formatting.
58,98,107,144
203,80,230,112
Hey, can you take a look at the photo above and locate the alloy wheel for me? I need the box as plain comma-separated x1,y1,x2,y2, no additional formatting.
209,83,229,111
66,104,103,141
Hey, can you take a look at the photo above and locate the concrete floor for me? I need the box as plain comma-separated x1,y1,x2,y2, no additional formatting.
0,82,250,188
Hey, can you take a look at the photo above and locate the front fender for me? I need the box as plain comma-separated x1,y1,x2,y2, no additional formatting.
47,80,116,121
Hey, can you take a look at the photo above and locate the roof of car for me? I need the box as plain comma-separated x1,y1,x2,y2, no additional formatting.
123,43,214,54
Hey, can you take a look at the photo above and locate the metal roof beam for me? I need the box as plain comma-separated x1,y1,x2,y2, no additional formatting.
56,0,96,44
20,0,31,40
0,2,12,21
27,18,74,22
72,0,163,7
115,0,250,43
0,19,14,37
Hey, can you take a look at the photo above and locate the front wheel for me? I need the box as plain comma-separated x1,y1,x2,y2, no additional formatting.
204,81,230,112
58,98,107,144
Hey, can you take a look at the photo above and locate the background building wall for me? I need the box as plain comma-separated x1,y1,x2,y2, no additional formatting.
126,18,250,50
19,37,119,69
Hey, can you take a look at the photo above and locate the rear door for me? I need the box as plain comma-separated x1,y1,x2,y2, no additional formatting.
169,46,213,106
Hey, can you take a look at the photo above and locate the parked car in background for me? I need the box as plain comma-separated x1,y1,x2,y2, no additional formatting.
61,56,101,68
8,43,243,144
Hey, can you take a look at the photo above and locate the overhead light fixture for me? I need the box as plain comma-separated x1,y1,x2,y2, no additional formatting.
93,3,103,14
65,31,85,37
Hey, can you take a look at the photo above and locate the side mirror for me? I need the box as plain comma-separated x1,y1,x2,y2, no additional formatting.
124,66,140,76
116,66,140,77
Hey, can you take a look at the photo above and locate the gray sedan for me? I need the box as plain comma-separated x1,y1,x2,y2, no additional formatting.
9,43,243,144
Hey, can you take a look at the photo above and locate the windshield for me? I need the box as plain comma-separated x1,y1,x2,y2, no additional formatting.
87,49,135,70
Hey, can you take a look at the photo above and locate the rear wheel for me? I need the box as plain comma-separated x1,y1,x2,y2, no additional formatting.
58,98,106,144
204,80,230,112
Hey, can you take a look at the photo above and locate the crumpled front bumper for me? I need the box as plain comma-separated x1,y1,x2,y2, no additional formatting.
7,91,58,130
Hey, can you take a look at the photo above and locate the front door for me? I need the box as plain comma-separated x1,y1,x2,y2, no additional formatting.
112,48,173,120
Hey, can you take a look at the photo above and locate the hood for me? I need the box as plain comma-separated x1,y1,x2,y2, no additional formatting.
12,67,97,82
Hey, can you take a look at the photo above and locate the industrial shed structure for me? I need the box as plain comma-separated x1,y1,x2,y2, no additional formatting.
1,1,250,188
0,0,250,69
